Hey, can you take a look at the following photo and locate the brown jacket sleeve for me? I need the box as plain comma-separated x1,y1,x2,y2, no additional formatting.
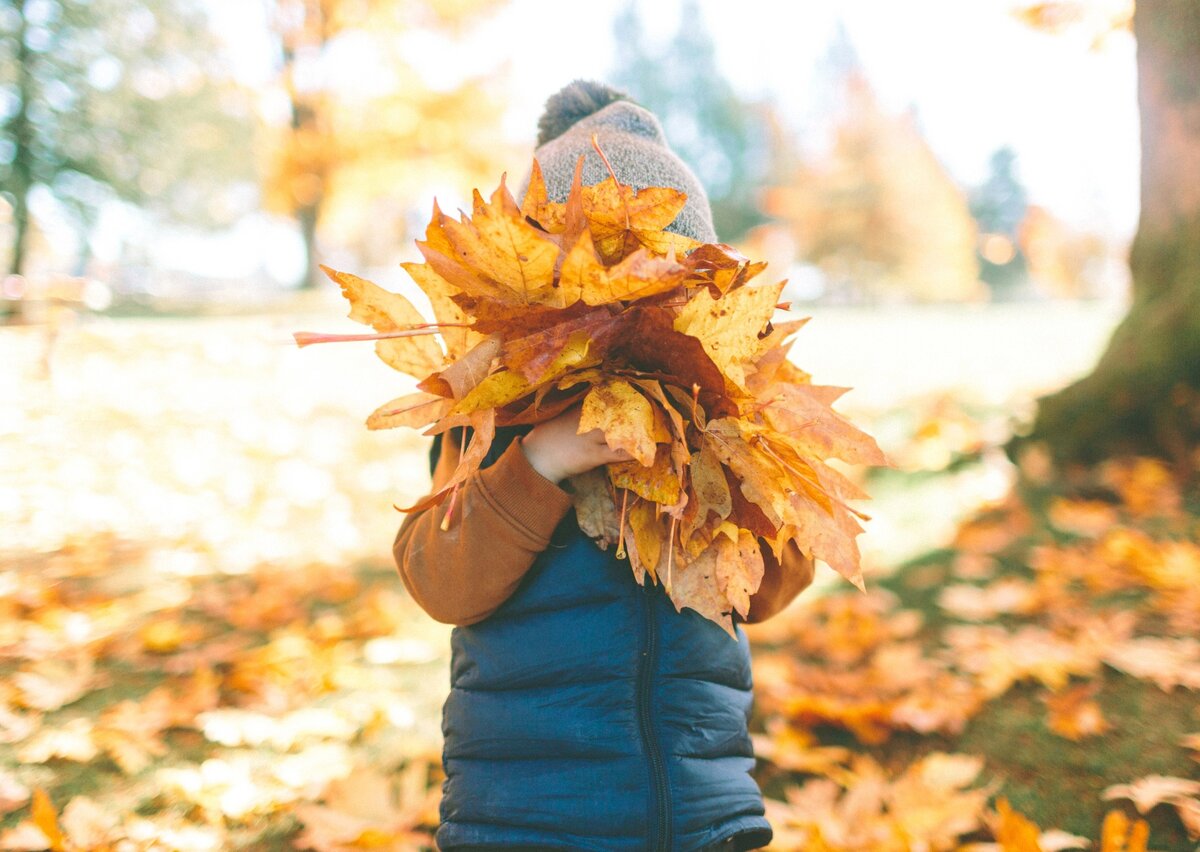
393,436,575,626
393,437,814,626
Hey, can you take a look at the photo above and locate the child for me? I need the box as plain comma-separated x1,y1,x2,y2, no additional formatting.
394,80,815,852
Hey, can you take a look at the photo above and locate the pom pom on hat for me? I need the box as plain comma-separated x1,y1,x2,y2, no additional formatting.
536,80,631,147
523,80,718,243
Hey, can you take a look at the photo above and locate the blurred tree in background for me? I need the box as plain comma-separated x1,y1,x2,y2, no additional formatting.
610,0,778,243
1021,0,1200,470
763,25,981,303
0,0,255,276
970,146,1030,299
265,0,512,288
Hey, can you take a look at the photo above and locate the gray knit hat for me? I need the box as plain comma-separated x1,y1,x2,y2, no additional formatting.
520,80,718,244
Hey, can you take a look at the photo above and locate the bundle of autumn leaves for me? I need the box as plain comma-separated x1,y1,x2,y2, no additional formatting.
298,153,886,635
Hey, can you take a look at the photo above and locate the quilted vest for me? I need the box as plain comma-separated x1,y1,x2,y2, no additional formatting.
430,428,773,852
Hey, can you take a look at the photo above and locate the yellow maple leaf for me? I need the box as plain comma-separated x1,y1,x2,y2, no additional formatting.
322,266,444,379
673,281,785,389
579,379,659,467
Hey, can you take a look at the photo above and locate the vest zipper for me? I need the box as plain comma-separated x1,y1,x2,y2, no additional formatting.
638,583,671,851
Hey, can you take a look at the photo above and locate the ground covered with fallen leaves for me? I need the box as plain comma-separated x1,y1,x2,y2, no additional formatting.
3,302,1197,850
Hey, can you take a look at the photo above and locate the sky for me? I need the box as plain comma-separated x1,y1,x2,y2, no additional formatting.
481,0,1140,237
149,0,1141,282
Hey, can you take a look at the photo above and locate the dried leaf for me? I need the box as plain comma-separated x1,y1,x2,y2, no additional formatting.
1103,775,1200,812
1044,683,1110,740
579,177,693,262
0,771,30,815
31,789,66,852
569,469,620,549
674,281,785,388
438,178,562,306
579,379,658,467
1099,809,1151,852
366,392,451,431
608,447,681,505
323,266,444,378
520,159,565,233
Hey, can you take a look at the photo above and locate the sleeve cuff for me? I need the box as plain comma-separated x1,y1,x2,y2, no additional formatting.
474,439,574,544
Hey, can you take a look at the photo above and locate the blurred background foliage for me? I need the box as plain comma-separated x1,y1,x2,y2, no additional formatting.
0,0,1136,312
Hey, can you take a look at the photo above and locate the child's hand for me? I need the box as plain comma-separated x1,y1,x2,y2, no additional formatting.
520,405,633,484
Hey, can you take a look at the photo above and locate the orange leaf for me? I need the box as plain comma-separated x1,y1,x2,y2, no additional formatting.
31,789,66,852
579,379,659,467
1044,683,1110,740
1099,809,1150,852
437,177,562,306
366,392,451,431
670,525,764,635
323,266,444,378
764,383,889,467
559,234,687,306
580,176,693,263
519,159,566,233
400,260,481,360
674,280,786,388
608,444,681,506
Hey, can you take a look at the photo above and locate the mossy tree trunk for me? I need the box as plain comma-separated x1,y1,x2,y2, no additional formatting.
1024,0,1200,472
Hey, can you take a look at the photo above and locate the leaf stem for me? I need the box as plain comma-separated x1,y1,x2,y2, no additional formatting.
590,133,630,230
666,514,677,593
616,488,629,559
293,326,465,348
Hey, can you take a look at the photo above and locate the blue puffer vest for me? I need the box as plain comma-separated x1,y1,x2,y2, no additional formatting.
430,428,773,852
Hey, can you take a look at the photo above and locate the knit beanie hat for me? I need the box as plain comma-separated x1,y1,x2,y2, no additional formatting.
520,80,718,244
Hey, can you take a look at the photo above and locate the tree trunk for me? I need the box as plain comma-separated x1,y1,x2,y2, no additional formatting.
7,0,34,277
297,200,321,289
277,1,329,291
1020,0,1200,473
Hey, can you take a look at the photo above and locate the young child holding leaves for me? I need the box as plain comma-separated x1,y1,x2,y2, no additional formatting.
394,80,815,852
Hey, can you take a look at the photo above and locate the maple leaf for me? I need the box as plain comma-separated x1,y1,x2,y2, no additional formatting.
366,392,451,432
668,524,764,636
399,260,480,361
560,233,687,305
436,177,563,306
579,379,659,467
683,242,768,295
579,175,697,263
321,266,444,379
1103,775,1200,812
292,762,436,852
58,796,121,851
519,159,566,234
13,657,96,712
416,202,525,305
763,382,889,468
419,333,500,401
766,753,993,852
1102,636,1200,691
673,280,785,389
977,797,1092,852
1043,682,1110,741
17,718,99,764
1098,809,1151,852
683,445,733,541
